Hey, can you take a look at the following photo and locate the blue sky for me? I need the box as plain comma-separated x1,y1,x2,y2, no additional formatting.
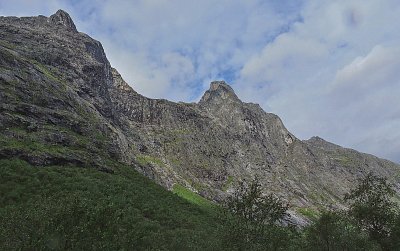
1,0,400,163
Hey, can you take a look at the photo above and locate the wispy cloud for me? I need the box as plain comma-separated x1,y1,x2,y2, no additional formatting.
234,0,400,162
0,0,399,163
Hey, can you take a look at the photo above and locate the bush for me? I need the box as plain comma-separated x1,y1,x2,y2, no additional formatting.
304,211,380,251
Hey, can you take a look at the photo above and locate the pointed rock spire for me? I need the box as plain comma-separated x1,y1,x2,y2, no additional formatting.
49,9,77,32
199,81,240,104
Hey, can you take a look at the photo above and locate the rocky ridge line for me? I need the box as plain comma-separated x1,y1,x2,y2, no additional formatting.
1,10,399,223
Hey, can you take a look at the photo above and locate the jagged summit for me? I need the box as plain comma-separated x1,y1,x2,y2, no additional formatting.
308,136,325,142
305,136,343,151
49,9,77,32
209,81,235,93
199,81,240,104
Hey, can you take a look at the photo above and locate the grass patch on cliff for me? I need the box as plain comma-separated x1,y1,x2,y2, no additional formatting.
0,80,19,101
222,176,234,191
297,207,320,221
0,123,113,170
28,59,62,83
136,154,165,167
0,130,87,157
0,47,18,63
0,134,67,155
172,184,216,210
332,153,357,166
0,39,16,49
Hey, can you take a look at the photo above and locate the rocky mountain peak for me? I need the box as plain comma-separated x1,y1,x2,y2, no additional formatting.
305,136,341,150
1,10,400,228
49,9,77,32
199,81,240,104
209,81,235,93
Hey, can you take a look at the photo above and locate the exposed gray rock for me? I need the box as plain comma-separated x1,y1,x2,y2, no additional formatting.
49,9,77,32
199,80,240,104
1,10,399,223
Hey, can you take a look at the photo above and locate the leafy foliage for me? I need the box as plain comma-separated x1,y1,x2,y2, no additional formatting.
345,172,399,250
226,178,288,225
305,211,380,251
221,178,301,250
304,172,400,251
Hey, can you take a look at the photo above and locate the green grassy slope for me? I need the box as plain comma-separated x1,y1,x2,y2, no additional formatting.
0,158,224,250
172,184,216,210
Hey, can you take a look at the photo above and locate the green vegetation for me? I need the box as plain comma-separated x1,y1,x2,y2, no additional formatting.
0,46,17,62
0,80,19,101
0,39,16,49
1,145,399,251
136,154,165,167
222,175,234,191
0,133,82,157
305,211,380,251
1,104,399,250
345,173,400,250
0,109,111,163
28,58,63,83
167,156,181,166
172,184,215,210
0,50,70,106
0,124,99,160
297,207,320,221
304,173,400,251
332,152,358,166
221,175,400,251
221,178,300,250
0,159,225,250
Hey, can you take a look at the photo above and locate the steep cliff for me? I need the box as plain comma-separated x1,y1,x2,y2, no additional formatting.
1,10,399,220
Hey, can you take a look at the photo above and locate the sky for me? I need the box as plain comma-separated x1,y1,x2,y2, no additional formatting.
1,0,399,163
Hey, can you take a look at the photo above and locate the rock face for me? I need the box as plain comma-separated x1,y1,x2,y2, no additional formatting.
1,10,399,219
49,10,77,32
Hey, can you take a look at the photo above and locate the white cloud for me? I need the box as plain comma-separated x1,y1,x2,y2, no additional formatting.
323,45,400,161
332,45,400,92
234,0,400,162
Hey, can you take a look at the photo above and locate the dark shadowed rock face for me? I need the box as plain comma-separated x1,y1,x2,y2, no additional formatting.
1,10,399,222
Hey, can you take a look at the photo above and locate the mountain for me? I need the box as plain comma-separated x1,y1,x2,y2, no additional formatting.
1,10,399,223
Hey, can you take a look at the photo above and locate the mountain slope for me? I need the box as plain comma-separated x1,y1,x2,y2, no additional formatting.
0,158,224,250
1,10,399,221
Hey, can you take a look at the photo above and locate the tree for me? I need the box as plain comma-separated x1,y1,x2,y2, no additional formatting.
305,210,380,251
389,213,400,250
221,177,291,250
345,172,399,250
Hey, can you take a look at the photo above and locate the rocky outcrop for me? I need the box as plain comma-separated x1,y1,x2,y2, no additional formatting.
49,9,77,32
1,10,399,221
